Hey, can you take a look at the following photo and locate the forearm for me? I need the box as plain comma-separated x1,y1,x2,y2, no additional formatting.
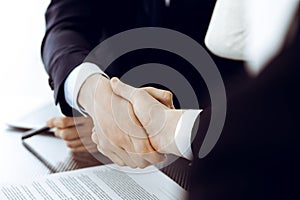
77,74,100,115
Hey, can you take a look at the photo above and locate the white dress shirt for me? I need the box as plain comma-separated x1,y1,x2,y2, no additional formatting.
205,0,247,60
244,0,299,75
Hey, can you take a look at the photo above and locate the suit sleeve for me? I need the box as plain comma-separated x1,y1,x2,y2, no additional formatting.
41,0,102,116
189,26,300,199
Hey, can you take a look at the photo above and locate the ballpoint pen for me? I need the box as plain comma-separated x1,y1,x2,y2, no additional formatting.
21,126,51,140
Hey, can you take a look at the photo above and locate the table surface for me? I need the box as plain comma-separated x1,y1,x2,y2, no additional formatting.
0,125,108,183
0,126,51,183
0,125,191,189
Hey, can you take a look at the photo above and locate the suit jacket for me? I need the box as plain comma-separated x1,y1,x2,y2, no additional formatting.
41,0,246,116
190,10,300,199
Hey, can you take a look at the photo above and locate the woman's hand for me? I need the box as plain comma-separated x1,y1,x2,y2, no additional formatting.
46,116,97,153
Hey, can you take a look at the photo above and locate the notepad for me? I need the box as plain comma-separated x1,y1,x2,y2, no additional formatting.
0,164,187,200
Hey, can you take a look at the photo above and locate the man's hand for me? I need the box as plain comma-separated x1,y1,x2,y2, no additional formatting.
110,77,184,157
47,116,97,153
78,74,171,168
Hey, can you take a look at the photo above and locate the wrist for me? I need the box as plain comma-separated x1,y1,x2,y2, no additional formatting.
150,110,184,156
78,74,109,115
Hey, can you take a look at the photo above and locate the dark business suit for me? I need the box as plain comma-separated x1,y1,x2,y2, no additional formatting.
190,11,300,199
42,0,247,116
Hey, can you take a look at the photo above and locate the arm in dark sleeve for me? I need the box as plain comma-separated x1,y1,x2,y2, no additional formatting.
41,0,102,115
189,29,300,199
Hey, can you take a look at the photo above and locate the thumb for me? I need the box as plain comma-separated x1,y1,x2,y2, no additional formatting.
110,77,167,135
110,77,151,125
110,77,153,128
143,87,174,109
110,77,137,103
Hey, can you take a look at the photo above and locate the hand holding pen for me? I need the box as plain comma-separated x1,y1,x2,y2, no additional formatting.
22,116,97,153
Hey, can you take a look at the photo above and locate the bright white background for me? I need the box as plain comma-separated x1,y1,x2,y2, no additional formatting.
0,0,52,124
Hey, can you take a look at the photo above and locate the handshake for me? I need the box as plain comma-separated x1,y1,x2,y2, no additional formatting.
75,74,185,168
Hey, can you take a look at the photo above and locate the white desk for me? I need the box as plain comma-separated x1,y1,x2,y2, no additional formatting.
0,126,50,184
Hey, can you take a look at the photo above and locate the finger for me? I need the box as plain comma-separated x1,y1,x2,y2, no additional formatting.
65,138,84,148
71,146,88,153
54,128,79,140
101,137,138,168
130,137,166,165
111,78,167,134
71,142,98,153
111,78,151,125
128,152,151,169
47,117,76,129
67,135,96,148
110,77,137,102
114,149,138,168
96,143,128,167
76,124,93,138
107,153,125,166
143,87,174,109
118,136,152,168
73,116,93,125
116,126,166,166
46,117,56,128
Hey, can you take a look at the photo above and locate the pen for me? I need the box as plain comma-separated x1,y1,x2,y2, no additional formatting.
21,126,51,140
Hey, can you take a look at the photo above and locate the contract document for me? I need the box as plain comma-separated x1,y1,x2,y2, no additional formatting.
0,164,187,200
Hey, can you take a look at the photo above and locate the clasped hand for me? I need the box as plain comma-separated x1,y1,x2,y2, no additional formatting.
78,75,183,168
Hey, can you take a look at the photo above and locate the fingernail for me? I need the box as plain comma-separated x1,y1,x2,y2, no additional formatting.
111,77,119,84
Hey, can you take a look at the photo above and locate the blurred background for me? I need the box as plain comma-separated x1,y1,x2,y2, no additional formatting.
0,0,52,124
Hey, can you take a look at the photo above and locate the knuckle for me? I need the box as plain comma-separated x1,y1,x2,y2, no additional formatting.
129,164,138,168
60,132,69,140
59,118,69,127
165,91,173,99
71,148,79,153
54,129,60,137
66,142,74,148
115,160,125,166
125,160,137,168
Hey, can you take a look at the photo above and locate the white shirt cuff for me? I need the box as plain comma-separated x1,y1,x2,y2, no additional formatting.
174,110,202,160
244,0,299,75
64,62,109,115
205,0,247,60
